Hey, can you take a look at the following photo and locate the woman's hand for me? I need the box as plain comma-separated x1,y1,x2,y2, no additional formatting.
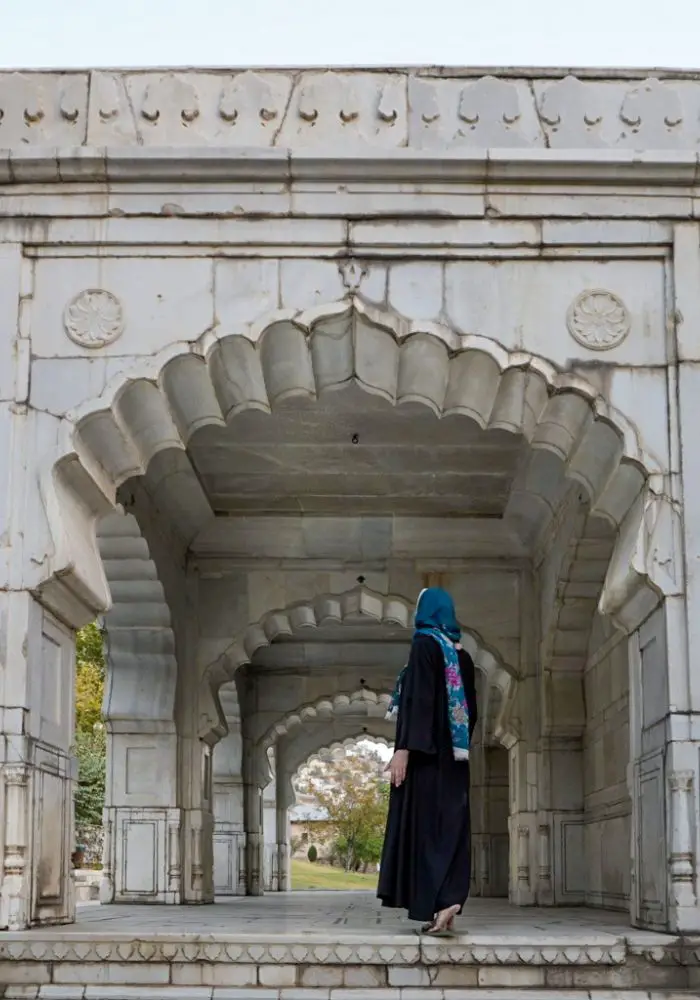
386,749,409,787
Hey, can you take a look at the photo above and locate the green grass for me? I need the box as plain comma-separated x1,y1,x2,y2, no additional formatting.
291,859,378,891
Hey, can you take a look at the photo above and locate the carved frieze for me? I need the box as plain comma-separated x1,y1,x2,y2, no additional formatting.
620,77,684,145
0,72,88,145
218,72,279,126
537,75,608,146
457,76,526,146
2,69,700,151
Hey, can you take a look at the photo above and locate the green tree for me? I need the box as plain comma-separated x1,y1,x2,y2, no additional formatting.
309,746,389,872
73,727,106,826
74,622,106,826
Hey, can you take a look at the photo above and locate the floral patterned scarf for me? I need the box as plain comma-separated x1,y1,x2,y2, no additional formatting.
386,588,471,761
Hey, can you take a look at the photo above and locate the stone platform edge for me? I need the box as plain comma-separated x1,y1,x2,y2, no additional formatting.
2,935,700,997
0,931,635,966
4,933,700,996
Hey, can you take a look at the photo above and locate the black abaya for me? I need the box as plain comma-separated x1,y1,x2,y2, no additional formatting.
377,634,478,923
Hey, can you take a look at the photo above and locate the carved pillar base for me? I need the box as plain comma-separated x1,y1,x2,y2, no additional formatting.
182,807,215,904
102,806,185,904
244,782,264,896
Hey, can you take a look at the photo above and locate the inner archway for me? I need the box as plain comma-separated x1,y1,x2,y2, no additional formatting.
288,734,393,891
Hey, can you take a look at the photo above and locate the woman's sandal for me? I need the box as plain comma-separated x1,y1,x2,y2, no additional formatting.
421,904,461,937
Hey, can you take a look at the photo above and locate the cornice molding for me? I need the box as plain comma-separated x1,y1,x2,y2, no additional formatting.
2,145,700,186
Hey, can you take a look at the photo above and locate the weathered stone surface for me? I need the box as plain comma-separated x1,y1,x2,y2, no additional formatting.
1,63,699,951
1,69,700,153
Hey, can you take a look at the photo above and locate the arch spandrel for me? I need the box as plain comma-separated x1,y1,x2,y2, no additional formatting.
38,298,672,643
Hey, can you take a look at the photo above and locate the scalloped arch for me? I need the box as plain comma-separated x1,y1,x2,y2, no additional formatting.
295,734,393,776
38,299,669,657
204,584,517,698
287,728,396,805
259,688,394,759
62,298,659,511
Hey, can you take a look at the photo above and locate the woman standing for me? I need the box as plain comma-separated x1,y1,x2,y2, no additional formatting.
377,587,478,934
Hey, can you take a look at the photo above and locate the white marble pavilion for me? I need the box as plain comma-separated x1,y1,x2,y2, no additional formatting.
0,68,698,954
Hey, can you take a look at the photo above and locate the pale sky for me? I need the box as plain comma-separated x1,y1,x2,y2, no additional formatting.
0,0,697,70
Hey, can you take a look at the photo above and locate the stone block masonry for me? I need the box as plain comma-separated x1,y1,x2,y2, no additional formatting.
2,63,700,941
1,895,699,998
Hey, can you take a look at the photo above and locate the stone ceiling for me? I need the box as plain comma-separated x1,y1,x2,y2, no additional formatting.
188,390,525,518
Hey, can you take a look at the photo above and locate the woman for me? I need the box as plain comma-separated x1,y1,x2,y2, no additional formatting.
377,587,478,934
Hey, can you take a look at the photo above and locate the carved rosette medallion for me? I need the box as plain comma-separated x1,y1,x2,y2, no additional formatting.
566,289,630,351
63,289,124,349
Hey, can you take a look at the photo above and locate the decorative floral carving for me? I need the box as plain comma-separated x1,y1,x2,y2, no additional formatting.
377,83,398,124
96,74,122,123
566,289,630,351
59,80,83,123
459,76,521,128
63,289,124,349
141,75,200,127
538,76,607,146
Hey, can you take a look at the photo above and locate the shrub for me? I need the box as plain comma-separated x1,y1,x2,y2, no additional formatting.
307,844,318,863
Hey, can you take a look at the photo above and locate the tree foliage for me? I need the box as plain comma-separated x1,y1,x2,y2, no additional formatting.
73,727,106,826
74,622,106,827
307,745,390,872
75,622,105,735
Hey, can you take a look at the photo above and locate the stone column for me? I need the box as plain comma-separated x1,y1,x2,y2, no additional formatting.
507,674,537,906
243,776,264,896
275,757,292,892
0,255,84,930
177,570,216,906
0,592,77,930
632,222,700,932
212,698,245,896
262,779,278,891
98,514,186,905
668,771,696,911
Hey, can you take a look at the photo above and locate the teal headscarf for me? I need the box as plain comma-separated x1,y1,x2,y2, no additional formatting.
387,588,471,760
414,586,461,643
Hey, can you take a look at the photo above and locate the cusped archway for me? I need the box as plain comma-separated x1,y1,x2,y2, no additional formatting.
210,585,515,684
253,688,394,786
205,584,518,745
39,297,668,639
262,688,393,749
285,724,396,809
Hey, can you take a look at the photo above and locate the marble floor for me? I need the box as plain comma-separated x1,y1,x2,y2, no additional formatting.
42,892,669,943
